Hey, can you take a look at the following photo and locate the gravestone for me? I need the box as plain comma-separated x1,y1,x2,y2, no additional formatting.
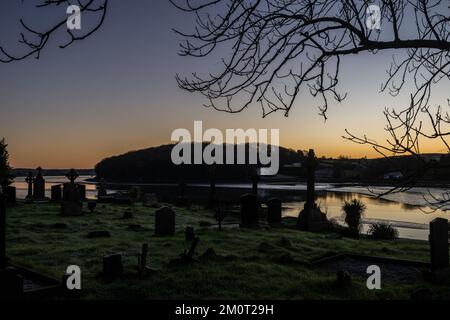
215,207,225,231
61,169,83,216
429,218,449,270
33,167,46,200
3,186,16,205
143,193,158,207
25,172,34,199
267,198,282,225
297,149,328,231
155,207,175,236
240,193,258,227
87,201,97,213
97,178,107,197
251,168,259,195
78,184,86,200
102,254,123,280
51,185,62,201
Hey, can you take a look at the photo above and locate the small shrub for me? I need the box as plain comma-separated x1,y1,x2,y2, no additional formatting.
368,222,399,240
342,199,366,231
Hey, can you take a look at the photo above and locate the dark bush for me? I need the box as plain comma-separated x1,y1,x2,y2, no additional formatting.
342,199,366,231
368,222,399,240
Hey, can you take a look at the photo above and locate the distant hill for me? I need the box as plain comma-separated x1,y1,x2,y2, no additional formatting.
95,143,303,182
13,168,96,177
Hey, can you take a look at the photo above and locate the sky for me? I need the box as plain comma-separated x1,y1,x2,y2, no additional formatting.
0,0,449,169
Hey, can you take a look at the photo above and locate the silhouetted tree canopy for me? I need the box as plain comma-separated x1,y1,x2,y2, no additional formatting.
0,138,12,187
95,143,301,182
172,0,450,207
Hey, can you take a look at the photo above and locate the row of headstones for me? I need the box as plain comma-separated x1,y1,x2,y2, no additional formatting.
152,194,282,238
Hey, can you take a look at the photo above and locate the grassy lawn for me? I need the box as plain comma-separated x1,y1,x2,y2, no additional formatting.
4,201,450,300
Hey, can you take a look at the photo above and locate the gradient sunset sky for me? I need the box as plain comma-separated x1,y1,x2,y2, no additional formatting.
1,1,449,169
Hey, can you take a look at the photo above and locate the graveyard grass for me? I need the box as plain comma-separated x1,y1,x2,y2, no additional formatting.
6,202,449,300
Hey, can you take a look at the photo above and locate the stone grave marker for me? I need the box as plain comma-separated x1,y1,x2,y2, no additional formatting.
25,172,33,199
102,254,123,280
297,149,328,231
3,186,16,205
429,218,449,270
61,169,83,216
155,207,175,236
33,167,46,200
97,178,107,197
240,193,258,227
51,184,62,201
143,193,158,207
267,198,282,225
78,184,86,200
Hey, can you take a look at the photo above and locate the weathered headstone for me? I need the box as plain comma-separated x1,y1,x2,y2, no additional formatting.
138,243,149,275
87,201,97,213
3,186,16,205
240,193,258,227
297,149,328,231
215,207,225,231
33,167,46,200
97,178,107,198
267,198,282,225
143,193,158,207
51,184,62,201
251,168,259,195
25,172,33,199
102,254,123,280
429,218,449,270
78,184,86,200
61,169,83,216
155,207,175,236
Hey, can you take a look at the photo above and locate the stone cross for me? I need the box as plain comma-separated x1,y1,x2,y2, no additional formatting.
305,149,318,208
33,167,46,199
25,172,33,199
61,169,83,216
66,169,79,184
